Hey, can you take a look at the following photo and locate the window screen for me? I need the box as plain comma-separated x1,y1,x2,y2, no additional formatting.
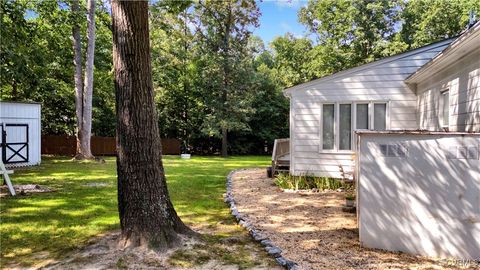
356,104,369,129
339,104,351,150
322,104,335,150
374,103,386,130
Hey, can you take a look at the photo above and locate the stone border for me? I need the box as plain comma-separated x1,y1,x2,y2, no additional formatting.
224,169,300,270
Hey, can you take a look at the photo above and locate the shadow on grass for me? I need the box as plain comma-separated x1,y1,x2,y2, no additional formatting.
0,155,270,267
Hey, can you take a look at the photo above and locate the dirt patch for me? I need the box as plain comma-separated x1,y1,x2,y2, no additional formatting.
37,230,280,270
0,184,53,197
231,169,473,270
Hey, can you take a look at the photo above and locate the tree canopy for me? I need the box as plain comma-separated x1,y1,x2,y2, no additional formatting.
1,0,478,154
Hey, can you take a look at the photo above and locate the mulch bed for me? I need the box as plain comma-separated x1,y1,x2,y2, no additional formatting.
230,169,471,270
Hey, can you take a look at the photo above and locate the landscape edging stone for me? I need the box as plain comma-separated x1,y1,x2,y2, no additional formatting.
224,169,301,270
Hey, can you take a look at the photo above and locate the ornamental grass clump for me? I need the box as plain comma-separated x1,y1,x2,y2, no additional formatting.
313,177,343,190
274,173,343,191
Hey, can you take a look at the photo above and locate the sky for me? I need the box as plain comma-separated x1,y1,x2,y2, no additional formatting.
253,0,310,45
25,0,310,46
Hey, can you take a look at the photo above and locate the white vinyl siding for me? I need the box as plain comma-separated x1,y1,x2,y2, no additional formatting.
288,39,452,178
416,48,480,132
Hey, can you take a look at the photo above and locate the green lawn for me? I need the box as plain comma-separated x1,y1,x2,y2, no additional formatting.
0,155,270,267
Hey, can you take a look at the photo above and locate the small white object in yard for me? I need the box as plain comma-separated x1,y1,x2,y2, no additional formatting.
181,154,191,159
0,184,53,197
83,182,110,187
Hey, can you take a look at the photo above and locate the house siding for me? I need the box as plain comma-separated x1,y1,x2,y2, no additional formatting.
416,48,480,132
357,132,480,259
289,41,451,178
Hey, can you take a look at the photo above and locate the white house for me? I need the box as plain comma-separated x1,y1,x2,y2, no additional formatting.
355,22,480,259
406,22,480,132
283,22,480,178
0,101,42,167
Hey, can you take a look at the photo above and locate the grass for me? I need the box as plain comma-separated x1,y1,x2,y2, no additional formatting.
0,155,271,268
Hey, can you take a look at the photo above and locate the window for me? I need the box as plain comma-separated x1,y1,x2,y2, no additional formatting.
373,103,386,130
356,104,369,129
441,90,449,127
322,104,335,150
321,101,388,151
339,104,351,150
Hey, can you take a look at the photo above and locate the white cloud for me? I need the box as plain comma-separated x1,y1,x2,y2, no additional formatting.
270,0,306,9
280,22,293,32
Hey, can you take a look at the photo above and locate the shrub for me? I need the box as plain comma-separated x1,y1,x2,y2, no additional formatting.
313,177,343,190
274,173,343,191
345,193,355,200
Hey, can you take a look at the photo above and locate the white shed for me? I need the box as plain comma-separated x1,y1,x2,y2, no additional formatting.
0,101,42,167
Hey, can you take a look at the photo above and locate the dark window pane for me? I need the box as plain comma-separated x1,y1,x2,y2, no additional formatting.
339,104,351,150
374,103,386,130
356,104,369,129
322,104,334,150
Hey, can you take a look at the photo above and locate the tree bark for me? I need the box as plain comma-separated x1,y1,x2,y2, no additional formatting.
77,0,96,159
221,127,228,157
71,0,84,157
112,0,194,249
220,4,232,158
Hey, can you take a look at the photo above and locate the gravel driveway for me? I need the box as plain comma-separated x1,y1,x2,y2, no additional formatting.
230,169,471,270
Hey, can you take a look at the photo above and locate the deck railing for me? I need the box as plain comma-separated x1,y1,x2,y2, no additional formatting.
271,138,290,176
272,138,289,161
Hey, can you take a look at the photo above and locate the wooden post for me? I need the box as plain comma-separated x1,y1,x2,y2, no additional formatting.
0,160,15,196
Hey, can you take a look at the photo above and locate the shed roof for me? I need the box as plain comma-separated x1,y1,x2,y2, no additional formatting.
0,101,42,105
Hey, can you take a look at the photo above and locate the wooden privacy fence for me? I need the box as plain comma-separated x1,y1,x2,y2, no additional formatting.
41,135,181,156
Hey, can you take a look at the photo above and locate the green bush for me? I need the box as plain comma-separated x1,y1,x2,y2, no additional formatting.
345,193,355,200
274,173,343,191
313,177,343,190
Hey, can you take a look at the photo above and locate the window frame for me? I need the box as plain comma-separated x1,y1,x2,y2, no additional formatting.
439,89,449,129
319,100,390,153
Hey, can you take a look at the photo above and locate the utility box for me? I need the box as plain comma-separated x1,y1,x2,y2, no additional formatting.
357,131,480,259
0,101,41,167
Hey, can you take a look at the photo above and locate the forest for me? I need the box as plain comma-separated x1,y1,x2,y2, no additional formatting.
1,0,479,155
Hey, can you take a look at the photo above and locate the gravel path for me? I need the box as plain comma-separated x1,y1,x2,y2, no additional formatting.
231,169,471,270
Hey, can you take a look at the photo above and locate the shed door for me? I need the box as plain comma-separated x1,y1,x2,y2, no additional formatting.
1,123,29,164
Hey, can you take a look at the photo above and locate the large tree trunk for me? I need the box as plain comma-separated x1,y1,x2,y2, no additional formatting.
220,5,232,158
221,128,228,157
112,0,194,249
71,0,84,157
77,0,96,159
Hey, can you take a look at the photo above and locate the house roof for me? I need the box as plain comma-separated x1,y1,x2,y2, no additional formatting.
283,38,455,96
405,20,480,84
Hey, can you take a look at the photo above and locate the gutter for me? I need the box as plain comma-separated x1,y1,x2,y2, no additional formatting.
405,21,480,84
